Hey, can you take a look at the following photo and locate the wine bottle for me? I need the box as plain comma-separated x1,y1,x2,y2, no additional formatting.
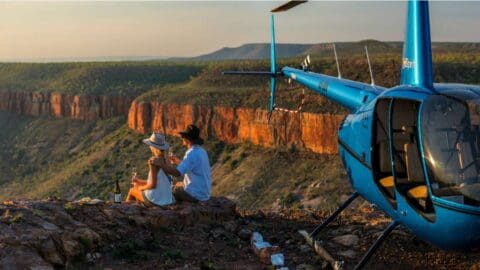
114,179,121,203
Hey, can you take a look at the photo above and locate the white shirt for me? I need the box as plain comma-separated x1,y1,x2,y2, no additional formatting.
143,169,174,206
177,145,212,201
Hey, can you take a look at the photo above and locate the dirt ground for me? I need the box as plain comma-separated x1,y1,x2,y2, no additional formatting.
91,203,480,270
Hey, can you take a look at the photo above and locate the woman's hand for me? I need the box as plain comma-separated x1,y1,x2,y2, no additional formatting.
131,176,139,184
148,158,158,169
132,181,139,188
148,158,154,168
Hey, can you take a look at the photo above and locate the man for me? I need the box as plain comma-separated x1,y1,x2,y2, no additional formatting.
152,124,211,202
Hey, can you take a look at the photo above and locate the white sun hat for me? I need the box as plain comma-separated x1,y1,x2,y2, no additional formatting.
142,133,170,150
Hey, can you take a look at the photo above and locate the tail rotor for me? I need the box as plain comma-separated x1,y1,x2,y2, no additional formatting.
269,14,277,115
223,1,309,122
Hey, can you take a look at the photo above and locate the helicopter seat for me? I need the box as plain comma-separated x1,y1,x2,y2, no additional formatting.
404,143,425,185
456,142,478,183
404,142,430,209
407,185,428,199
376,140,395,198
379,176,394,188
379,175,395,198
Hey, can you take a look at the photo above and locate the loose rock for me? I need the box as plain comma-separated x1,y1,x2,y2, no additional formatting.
332,234,359,247
238,228,253,240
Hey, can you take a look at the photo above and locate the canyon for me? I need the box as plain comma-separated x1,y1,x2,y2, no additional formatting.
128,101,344,154
0,90,344,154
0,91,132,121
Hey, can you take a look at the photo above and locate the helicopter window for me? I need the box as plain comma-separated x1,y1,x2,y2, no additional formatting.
421,94,480,206
391,99,434,214
391,100,416,182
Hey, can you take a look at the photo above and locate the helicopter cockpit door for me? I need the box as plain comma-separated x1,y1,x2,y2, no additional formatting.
373,98,435,218
372,98,396,206
390,99,435,219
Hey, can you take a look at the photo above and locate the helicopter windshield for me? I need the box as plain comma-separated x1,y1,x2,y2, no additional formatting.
421,93,480,206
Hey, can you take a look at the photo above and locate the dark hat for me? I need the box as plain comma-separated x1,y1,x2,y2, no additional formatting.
179,124,204,145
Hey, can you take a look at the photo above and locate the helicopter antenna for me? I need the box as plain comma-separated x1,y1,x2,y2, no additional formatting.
332,43,342,79
365,46,375,86
301,55,311,71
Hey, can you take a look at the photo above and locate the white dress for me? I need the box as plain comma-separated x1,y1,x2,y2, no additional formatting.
143,170,174,206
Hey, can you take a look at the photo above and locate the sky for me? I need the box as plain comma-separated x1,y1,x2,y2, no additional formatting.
0,1,479,61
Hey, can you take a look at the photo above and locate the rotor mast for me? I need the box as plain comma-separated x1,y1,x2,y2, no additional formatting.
400,0,433,89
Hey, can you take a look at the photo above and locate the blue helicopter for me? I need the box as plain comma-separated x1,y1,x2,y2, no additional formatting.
224,0,480,268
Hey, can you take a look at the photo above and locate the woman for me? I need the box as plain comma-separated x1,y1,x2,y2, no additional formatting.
125,133,174,206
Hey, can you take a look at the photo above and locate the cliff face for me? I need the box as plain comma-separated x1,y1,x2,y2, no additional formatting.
128,101,344,154
0,90,343,153
0,91,132,121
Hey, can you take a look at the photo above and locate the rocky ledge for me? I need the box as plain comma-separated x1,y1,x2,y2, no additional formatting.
1,198,479,270
0,197,238,269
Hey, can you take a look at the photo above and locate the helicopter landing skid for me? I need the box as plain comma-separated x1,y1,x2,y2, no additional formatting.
299,192,400,269
299,191,359,270
299,230,344,270
354,220,399,269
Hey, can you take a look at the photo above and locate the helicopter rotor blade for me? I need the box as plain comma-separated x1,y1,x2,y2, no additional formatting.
271,0,307,13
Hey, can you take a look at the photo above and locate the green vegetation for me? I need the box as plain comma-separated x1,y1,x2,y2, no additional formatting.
64,202,76,214
0,111,348,210
138,52,480,114
163,248,184,260
0,61,203,96
111,240,148,262
9,212,23,223
78,236,93,250
211,143,349,210
0,45,479,114
1,44,480,210
178,40,480,61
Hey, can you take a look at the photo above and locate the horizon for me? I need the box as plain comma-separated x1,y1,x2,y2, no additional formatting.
0,1,479,62
1,40,479,63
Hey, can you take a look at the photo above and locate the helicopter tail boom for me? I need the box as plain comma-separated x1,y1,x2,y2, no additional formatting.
281,67,384,112
223,0,387,113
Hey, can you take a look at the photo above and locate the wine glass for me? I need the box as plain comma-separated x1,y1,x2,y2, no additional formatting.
132,166,137,177
131,166,137,186
168,150,175,163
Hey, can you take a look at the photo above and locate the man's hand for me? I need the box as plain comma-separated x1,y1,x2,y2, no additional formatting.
169,155,181,165
150,157,166,168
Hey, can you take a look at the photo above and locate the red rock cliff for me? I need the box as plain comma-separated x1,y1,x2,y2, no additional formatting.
0,91,132,120
128,101,345,154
